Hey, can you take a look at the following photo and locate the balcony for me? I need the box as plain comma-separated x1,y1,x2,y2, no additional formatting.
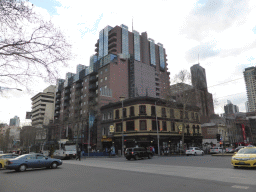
108,32,117,38
108,37,117,44
64,102,69,107
55,105,60,110
89,84,98,90
76,83,82,89
108,42,117,49
89,93,97,98
56,100,60,104
64,96,70,100
89,76,98,82
65,89,70,94
89,101,97,106
54,113,60,117
193,133,201,136
56,94,61,99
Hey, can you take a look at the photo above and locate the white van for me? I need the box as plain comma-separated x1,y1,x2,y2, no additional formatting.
0,151,3,154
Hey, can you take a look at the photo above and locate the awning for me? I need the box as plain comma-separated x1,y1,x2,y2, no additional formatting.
101,138,112,142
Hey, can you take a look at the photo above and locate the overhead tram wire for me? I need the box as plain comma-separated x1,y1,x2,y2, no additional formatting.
207,77,244,89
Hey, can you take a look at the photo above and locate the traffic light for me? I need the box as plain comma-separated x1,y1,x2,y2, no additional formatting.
216,134,220,142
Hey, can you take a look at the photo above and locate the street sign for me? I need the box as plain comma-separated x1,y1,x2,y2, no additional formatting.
109,125,114,132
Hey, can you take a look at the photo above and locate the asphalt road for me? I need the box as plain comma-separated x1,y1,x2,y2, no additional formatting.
0,155,255,192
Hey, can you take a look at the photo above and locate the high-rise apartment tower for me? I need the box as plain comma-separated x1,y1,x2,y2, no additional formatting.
244,67,256,112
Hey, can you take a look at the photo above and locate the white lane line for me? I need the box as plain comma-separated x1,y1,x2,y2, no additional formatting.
232,185,249,189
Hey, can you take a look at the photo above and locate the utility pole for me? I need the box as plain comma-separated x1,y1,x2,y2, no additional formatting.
155,101,160,156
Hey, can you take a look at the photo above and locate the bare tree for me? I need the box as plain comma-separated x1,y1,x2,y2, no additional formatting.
166,70,198,152
0,0,72,88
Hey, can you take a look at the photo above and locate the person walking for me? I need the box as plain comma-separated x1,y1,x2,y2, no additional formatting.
76,148,81,161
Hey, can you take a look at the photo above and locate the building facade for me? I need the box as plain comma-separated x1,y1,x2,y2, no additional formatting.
244,67,256,112
53,24,171,151
100,97,202,154
9,116,20,127
224,100,239,114
31,85,55,148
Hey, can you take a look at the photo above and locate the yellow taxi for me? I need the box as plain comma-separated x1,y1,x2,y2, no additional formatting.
0,154,19,168
231,146,256,168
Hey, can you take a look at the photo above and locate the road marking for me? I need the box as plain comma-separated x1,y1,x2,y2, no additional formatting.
232,185,249,189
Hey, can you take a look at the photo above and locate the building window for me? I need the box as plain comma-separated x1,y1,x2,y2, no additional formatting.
197,125,200,134
123,108,127,118
105,68,108,72
126,121,134,131
130,106,134,117
170,109,174,118
180,110,183,119
115,110,119,119
116,123,122,132
102,128,105,136
171,122,175,132
140,120,147,131
152,120,159,131
185,111,188,119
100,79,103,83
195,113,199,121
105,77,107,81
151,106,156,116
186,125,189,134
162,121,167,131
108,112,112,119
139,105,146,115
191,112,194,120
161,108,166,117
193,125,195,134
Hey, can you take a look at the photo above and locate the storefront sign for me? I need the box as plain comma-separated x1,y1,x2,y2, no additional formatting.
101,138,112,142
207,128,218,135
109,125,114,133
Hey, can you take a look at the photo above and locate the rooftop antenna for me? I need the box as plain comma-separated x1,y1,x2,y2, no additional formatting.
198,53,200,65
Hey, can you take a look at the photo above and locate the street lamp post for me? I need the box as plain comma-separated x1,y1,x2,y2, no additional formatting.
155,101,160,156
119,96,125,157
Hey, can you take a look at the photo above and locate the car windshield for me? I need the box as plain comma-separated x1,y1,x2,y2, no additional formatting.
237,148,256,154
65,145,76,151
15,154,30,159
188,148,194,150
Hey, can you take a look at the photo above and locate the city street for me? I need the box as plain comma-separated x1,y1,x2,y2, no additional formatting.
1,155,256,192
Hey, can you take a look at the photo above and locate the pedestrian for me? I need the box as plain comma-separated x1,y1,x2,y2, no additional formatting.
108,148,112,158
152,146,155,156
76,148,81,161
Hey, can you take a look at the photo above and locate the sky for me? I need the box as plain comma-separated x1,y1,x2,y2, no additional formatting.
1,0,256,125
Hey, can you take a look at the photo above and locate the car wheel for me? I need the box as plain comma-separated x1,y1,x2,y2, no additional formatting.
126,157,131,160
186,154,189,156
19,164,27,172
194,152,197,156
51,162,58,169
202,152,204,156
148,154,152,159
0,163,2,168
134,155,138,160
233,166,238,169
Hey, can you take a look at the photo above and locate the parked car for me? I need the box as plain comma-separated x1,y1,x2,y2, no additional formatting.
186,147,204,156
0,153,19,168
0,151,3,154
125,147,153,160
231,146,256,168
226,147,235,153
5,153,62,172
210,147,224,154
234,146,245,152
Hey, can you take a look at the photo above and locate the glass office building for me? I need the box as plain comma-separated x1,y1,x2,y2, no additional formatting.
133,30,140,61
